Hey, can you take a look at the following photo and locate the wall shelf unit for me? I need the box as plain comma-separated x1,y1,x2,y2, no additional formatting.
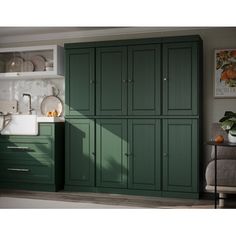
0,45,64,79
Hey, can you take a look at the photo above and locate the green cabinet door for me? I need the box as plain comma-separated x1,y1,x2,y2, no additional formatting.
128,119,161,190
163,42,199,115
65,119,95,187
163,119,198,193
96,119,127,188
96,47,127,115
65,48,95,117
128,45,161,115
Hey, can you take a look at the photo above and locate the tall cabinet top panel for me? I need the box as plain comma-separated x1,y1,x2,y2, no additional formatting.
65,48,95,117
162,42,200,116
128,44,161,115
96,46,127,116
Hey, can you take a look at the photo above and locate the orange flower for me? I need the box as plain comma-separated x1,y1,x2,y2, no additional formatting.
230,51,236,58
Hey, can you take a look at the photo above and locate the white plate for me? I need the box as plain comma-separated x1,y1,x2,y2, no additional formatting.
31,55,45,71
23,60,34,72
6,56,24,72
0,60,5,73
40,95,63,117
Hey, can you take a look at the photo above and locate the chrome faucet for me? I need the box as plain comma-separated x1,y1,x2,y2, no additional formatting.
22,93,33,115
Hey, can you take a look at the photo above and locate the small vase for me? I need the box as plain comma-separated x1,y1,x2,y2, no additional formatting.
228,132,236,143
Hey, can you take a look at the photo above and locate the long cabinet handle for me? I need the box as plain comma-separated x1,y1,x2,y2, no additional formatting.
7,146,30,150
7,168,30,172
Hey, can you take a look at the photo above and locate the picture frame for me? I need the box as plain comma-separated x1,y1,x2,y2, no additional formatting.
214,48,236,98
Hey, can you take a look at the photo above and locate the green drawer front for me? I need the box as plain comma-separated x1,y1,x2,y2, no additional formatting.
0,153,53,166
38,124,53,136
0,163,53,184
0,140,51,154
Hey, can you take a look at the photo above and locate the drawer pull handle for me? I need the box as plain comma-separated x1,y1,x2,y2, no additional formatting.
7,168,30,172
7,146,29,150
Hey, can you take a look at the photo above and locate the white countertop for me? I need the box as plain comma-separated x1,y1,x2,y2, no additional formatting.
37,116,65,123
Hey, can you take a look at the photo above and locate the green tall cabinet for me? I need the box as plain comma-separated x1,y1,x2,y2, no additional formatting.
65,35,202,199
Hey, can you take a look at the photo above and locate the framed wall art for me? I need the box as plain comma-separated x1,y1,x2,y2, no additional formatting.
214,48,236,98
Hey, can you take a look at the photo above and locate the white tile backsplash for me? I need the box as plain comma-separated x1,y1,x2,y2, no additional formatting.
0,78,64,116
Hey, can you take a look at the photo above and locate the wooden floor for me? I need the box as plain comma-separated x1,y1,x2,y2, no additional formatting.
0,189,218,208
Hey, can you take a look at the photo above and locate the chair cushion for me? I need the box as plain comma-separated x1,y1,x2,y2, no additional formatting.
206,159,236,186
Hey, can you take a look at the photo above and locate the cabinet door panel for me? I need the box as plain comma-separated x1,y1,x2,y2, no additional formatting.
128,45,161,115
65,48,95,116
163,119,198,193
128,119,161,190
96,47,127,115
96,119,127,188
65,119,95,186
163,42,198,115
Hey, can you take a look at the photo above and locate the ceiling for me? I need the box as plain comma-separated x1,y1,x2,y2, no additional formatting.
0,27,113,37
0,27,211,45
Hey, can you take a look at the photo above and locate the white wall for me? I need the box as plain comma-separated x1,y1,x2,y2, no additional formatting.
0,27,236,191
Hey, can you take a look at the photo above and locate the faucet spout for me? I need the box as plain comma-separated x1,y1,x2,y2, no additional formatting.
22,93,33,115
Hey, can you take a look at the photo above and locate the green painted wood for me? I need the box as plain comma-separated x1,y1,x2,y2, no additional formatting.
65,119,95,187
128,119,161,190
163,42,198,115
0,123,64,191
0,163,53,184
64,35,201,49
128,44,161,115
162,119,198,193
65,48,95,117
96,47,127,115
96,119,128,188
63,36,201,198
54,123,65,191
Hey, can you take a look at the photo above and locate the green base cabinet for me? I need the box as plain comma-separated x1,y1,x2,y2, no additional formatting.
65,118,161,192
96,119,127,188
0,123,64,192
65,35,202,199
65,119,95,187
128,119,161,190
163,119,198,193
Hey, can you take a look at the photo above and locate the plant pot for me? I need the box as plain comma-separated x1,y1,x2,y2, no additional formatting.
228,132,236,143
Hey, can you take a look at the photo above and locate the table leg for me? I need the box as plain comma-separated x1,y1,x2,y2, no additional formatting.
214,145,217,209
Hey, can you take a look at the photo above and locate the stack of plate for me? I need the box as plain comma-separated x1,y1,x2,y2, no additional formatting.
6,57,24,72
5,54,47,73
31,55,46,71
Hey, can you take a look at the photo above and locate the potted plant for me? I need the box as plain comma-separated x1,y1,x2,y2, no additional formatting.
219,111,236,143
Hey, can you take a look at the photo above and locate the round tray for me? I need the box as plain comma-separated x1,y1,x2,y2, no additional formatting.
40,95,63,117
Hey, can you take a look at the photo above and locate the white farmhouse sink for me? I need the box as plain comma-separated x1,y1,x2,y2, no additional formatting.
0,114,38,135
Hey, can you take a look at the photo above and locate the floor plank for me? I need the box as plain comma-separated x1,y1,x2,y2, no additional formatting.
0,189,214,208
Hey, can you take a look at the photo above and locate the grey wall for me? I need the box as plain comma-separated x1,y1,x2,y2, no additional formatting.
0,78,64,115
0,27,236,192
